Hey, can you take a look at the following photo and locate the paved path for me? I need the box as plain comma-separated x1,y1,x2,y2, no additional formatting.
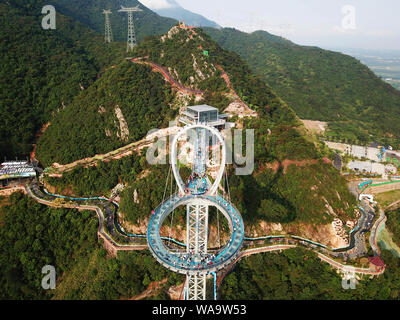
48,127,180,176
0,185,26,196
49,138,150,175
22,176,387,297
26,182,147,253
370,209,387,256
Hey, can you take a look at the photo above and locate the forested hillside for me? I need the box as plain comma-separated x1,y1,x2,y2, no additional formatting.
36,62,177,166
38,26,357,225
50,0,177,42
0,0,177,161
387,208,400,247
2,0,398,302
0,193,182,299
220,248,400,300
0,1,125,160
205,27,400,148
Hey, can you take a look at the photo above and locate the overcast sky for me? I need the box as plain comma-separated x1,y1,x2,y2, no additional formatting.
141,0,400,51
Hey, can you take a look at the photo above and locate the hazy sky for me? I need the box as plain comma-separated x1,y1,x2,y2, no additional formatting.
158,0,400,50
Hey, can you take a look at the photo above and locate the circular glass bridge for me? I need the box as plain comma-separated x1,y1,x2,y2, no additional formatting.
147,194,245,275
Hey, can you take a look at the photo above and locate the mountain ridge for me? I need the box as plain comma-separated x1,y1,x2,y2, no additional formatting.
140,0,221,28
204,27,400,148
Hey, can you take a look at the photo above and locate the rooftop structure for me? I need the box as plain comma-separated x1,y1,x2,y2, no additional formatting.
368,256,386,270
179,105,227,128
0,161,36,180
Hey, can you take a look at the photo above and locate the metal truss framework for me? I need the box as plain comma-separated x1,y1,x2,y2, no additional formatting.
170,124,226,196
185,134,209,300
103,10,113,43
187,203,209,254
118,6,142,52
186,273,206,300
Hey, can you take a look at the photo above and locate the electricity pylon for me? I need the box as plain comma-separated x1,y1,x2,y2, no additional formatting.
118,6,143,52
103,10,113,43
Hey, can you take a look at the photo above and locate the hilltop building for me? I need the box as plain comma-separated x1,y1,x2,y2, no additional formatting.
179,105,228,129
368,256,386,273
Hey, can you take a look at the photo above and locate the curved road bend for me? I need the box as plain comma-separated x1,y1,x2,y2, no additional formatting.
25,182,147,251
369,209,387,256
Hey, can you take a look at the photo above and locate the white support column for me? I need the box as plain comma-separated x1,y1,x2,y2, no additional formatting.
186,273,207,300
186,203,209,254
186,202,208,300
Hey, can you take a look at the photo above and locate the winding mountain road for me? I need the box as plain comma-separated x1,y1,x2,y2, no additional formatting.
8,177,386,299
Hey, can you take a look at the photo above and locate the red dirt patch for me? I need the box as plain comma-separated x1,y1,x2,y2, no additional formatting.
30,122,50,161
261,157,332,175
281,159,320,173
266,161,280,174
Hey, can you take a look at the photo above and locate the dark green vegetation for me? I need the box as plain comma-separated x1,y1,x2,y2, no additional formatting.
220,247,400,300
119,163,190,224
386,208,400,246
0,1,125,160
120,164,170,224
229,162,356,224
36,62,176,166
1,0,176,161
45,154,145,196
51,0,177,43
0,193,182,299
205,28,400,148
0,192,97,299
2,0,397,302
51,247,182,300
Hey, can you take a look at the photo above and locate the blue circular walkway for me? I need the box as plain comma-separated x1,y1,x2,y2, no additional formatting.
147,194,245,275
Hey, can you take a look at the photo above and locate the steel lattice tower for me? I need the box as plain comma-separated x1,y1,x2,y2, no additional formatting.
118,6,143,52
185,128,209,300
103,10,113,43
185,203,209,300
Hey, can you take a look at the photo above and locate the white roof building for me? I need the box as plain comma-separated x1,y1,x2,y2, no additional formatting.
0,161,36,180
